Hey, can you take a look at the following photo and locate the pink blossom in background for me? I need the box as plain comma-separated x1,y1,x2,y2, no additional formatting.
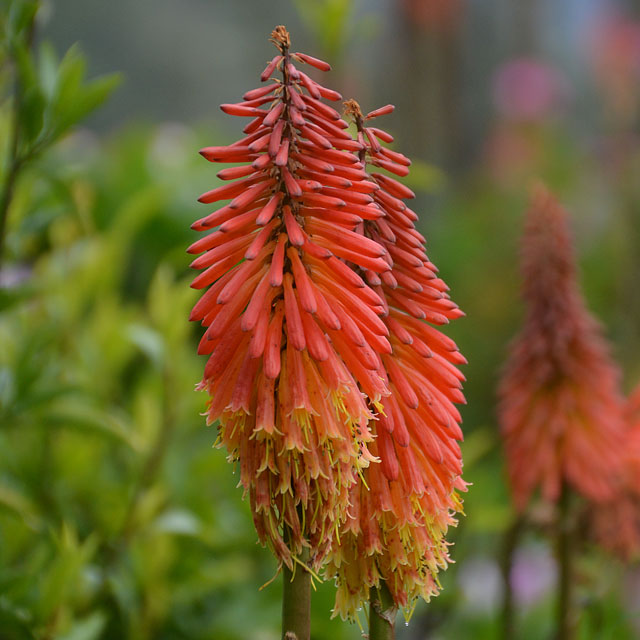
492,58,569,123
484,59,570,187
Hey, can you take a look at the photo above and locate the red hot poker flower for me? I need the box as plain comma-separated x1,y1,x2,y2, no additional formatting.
591,384,640,559
498,185,626,511
625,385,640,489
326,100,467,619
189,27,393,569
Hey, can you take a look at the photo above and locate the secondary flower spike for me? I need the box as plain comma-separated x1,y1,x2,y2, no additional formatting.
326,100,467,619
498,185,625,511
591,384,640,559
189,27,393,569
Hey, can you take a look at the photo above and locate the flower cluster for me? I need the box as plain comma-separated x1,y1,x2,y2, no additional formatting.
591,384,640,559
189,27,395,569
498,185,625,510
189,27,467,609
325,100,467,618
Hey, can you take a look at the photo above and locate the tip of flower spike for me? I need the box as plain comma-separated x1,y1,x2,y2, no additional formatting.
270,25,290,51
529,179,551,202
343,99,363,120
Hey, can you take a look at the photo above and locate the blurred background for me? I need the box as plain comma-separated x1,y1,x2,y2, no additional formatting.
1,0,640,638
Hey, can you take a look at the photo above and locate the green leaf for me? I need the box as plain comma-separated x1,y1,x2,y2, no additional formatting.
19,84,45,144
82,73,121,112
55,611,106,640
0,280,38,313
0,596,36,640
9,38,44,146
7,0,39,40
50,70,121,142
37,41,58,97
37,525,99,620
0,484,40,530
127,323,165,370
13,37,37,87
63,72,121,131
52,44,86,107
46,399,142,451
42,44,120,147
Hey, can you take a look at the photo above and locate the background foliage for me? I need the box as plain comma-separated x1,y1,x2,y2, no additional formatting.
1,0,640,638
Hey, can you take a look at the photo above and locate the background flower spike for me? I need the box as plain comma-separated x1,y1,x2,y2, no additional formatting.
498,183,626,511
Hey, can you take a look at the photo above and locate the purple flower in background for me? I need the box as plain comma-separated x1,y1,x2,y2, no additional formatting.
510,544,557,608
492,58,569,122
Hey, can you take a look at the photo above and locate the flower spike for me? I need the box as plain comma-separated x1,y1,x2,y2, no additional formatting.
590,384,640,559
498,184,626,510
326,100,467,620
189,28,394,570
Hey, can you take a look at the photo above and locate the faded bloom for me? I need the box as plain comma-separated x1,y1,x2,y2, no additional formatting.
189,27,393,569
398,0,464,32
499,185,625,511
588,11,640,126
326,101,467,618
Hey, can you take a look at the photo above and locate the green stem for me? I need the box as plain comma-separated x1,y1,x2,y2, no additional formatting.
555,484,576,640
281,549,311,640
118,368,176,543
0,91,23,269
0,11,36,268
500,514,524,640
369,581,397,640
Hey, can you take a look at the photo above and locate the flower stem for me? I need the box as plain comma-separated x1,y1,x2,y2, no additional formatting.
500,514,524,640
369,581,397,640
0,43,26,268
555,483,576,640
281,548,311,640
0,159,21,269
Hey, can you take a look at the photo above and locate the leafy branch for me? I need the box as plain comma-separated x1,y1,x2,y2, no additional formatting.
0,0,120,267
